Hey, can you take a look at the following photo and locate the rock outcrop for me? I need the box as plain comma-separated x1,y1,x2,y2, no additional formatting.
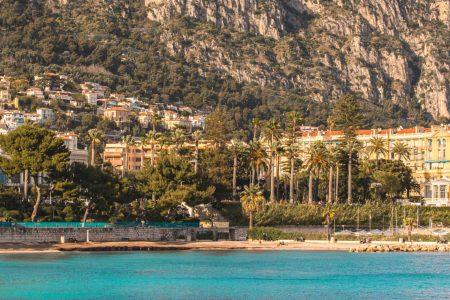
145,0,450,118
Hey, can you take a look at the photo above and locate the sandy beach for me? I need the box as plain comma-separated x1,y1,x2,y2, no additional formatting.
1,240,446,253
0,240,361,253
54,240,363,252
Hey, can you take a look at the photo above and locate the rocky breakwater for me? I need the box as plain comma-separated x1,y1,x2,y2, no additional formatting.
350,243,450,253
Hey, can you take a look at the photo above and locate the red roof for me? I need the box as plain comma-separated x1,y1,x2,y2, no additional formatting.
296,126,439,138
396,128,417,134
324,130,343,137
356,129,372,135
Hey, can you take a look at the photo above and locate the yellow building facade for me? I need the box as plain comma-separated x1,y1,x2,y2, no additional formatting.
298,125,450,206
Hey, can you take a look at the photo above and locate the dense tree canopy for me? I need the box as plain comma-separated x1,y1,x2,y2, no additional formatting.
0,124,70,221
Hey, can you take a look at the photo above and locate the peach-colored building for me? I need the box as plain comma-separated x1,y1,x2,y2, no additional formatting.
103,106,130,126
102,139,213,173
103,143,146,172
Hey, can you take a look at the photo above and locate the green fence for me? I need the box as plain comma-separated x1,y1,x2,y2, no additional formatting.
9,221,199,228
1,221,199,229
15,222,112,228
0,222,12,228
114,221,200,228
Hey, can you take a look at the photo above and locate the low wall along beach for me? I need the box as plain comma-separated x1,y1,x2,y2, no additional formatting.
0,227,248,243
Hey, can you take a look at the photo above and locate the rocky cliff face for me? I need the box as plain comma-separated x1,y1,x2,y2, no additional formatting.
145,0,450,118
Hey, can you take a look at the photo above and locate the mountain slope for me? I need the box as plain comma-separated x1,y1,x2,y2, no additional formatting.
146,0,450,119
0,0,447,128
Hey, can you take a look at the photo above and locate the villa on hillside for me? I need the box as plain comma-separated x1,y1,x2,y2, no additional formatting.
103,106,130,126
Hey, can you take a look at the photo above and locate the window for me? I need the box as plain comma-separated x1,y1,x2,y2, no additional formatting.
425,185,432,198
428,139,433,148
440,185,446,199
443,139,447,147
433,185,439,199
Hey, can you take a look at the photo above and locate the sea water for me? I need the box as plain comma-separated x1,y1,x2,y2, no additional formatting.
0,251,449,299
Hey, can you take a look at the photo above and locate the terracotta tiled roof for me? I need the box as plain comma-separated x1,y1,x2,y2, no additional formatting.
396,127,417,134
356,129,372,135
324,130,343,136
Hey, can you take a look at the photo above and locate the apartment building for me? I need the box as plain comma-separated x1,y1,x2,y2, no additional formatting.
103,139,212,173
298,125,450,206
103,143,145,172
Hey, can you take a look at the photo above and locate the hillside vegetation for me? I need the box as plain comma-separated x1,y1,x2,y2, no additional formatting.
1,0,448,128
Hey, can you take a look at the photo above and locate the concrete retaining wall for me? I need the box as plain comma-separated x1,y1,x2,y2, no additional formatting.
0,227,248,243
0,227,195,243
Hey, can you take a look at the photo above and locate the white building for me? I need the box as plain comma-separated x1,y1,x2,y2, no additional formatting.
80,82,107,98
49,91,73,102
56,132,89,165
84,92,98,105
423,178,450,207
1,111,24,130
189,115,206,129
36,108,54,122
26,87,45,100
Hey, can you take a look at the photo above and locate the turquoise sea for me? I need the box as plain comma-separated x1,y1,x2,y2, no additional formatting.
0,251,449,299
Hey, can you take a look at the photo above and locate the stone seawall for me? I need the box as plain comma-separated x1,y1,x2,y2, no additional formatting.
0,227,248,243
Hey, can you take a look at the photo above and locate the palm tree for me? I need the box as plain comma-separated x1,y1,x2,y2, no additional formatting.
251,117,261,142
273,142,285,200
286,111,302,138
121,135,134,177
87,129,103,166
334,161,340,203
172,128,185,152
285,111,302,203
392,141,410,161
140,135,148,170
240,185,265,230
304,142,329,204
267,142,278,203
248,141,268,186
191,130,202,173
323,206,337,241
327,145,337,204
367,136,387,165
342,136,360,204
263,119,281,203
150,114,162,132
144,130,161,169
284,140,299,203
404,217,415,243
229,139,244,199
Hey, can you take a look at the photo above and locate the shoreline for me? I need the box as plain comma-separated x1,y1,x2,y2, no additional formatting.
0,240,448,253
